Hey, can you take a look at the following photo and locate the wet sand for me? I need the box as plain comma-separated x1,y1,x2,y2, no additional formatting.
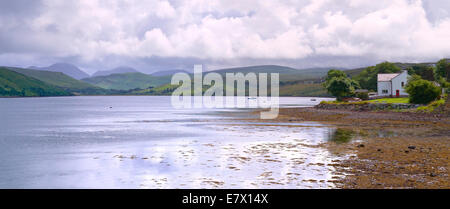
250,107,450,189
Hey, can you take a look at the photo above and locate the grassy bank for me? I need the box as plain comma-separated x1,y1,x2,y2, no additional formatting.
318,96,449,114
368,97,409,104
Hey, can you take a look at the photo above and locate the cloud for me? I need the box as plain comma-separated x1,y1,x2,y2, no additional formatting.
0,0,449,72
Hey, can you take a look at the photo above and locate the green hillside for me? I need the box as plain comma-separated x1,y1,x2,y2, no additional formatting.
124,65,334,97
204,65,332,96
207,65,333,82
282,68,338,81
82,72,172,90
7,67,105,95
0,67,71,97
128,79,330,97
279,82,330,97
129,83,180,95
212,65,298,74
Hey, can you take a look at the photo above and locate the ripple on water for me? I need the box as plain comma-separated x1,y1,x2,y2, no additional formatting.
107,124,352,189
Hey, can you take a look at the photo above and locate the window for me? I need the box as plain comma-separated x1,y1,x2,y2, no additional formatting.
382,90,388,94
401,82,405,87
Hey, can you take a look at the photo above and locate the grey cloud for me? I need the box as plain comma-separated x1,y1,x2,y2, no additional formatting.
0,0,43,15
423,0,450,23
0,0,449,73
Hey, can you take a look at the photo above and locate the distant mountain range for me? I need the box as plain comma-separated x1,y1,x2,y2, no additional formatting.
29,63,90,80
0,64,339,97
211,65,299,74
208,65,336,82
150,69,189,77
92,67,139,77
2,60,447,97
81,65,331,91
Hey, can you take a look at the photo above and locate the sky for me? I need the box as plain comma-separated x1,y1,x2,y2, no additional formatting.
0,0,450,74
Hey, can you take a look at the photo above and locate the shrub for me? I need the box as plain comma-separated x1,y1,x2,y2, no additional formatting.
356,92,369,100
416,99,445,113
406,78,441,104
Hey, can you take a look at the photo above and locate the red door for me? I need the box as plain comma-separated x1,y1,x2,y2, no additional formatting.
396,90,400,97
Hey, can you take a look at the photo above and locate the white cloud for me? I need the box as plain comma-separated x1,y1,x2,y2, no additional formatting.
155,1,177,18
301,0,329,16
1,0,450,69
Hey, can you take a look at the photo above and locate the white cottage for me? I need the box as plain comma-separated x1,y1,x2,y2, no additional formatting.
377,70,409,97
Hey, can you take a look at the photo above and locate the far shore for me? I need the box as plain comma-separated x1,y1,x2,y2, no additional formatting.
0,95,335,99
251,107,450,189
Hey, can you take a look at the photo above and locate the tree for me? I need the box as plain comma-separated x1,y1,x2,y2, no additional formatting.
354,66,374,90
325,77,356,101
354,62,402,91
405,77,441,104
435,59,450,81
324,69,359,101
325,69,347,84
407,65,435,81
408,74,422,83
350,79,361,89
375,62,402,74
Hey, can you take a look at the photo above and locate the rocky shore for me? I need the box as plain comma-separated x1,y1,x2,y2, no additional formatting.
316,102,421,111
252,107,450,189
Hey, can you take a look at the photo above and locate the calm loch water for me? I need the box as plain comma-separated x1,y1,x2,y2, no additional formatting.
0,96,345,189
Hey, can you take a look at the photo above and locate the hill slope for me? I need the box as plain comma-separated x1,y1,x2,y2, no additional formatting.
92,66,139,77
127,65,333,97
0,67,71,97
211,65,298,74
151,69,189,77
7,67,106,95
129,81,331,97
30,63,90,80
83,65,335,92
82,72,171,90
204,65,335,82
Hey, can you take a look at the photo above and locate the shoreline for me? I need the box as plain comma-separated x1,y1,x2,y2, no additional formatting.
0,95,335,98
251,107,450,188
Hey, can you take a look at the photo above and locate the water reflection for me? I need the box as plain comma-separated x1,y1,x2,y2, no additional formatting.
327,128,355,144
0,96,342,189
